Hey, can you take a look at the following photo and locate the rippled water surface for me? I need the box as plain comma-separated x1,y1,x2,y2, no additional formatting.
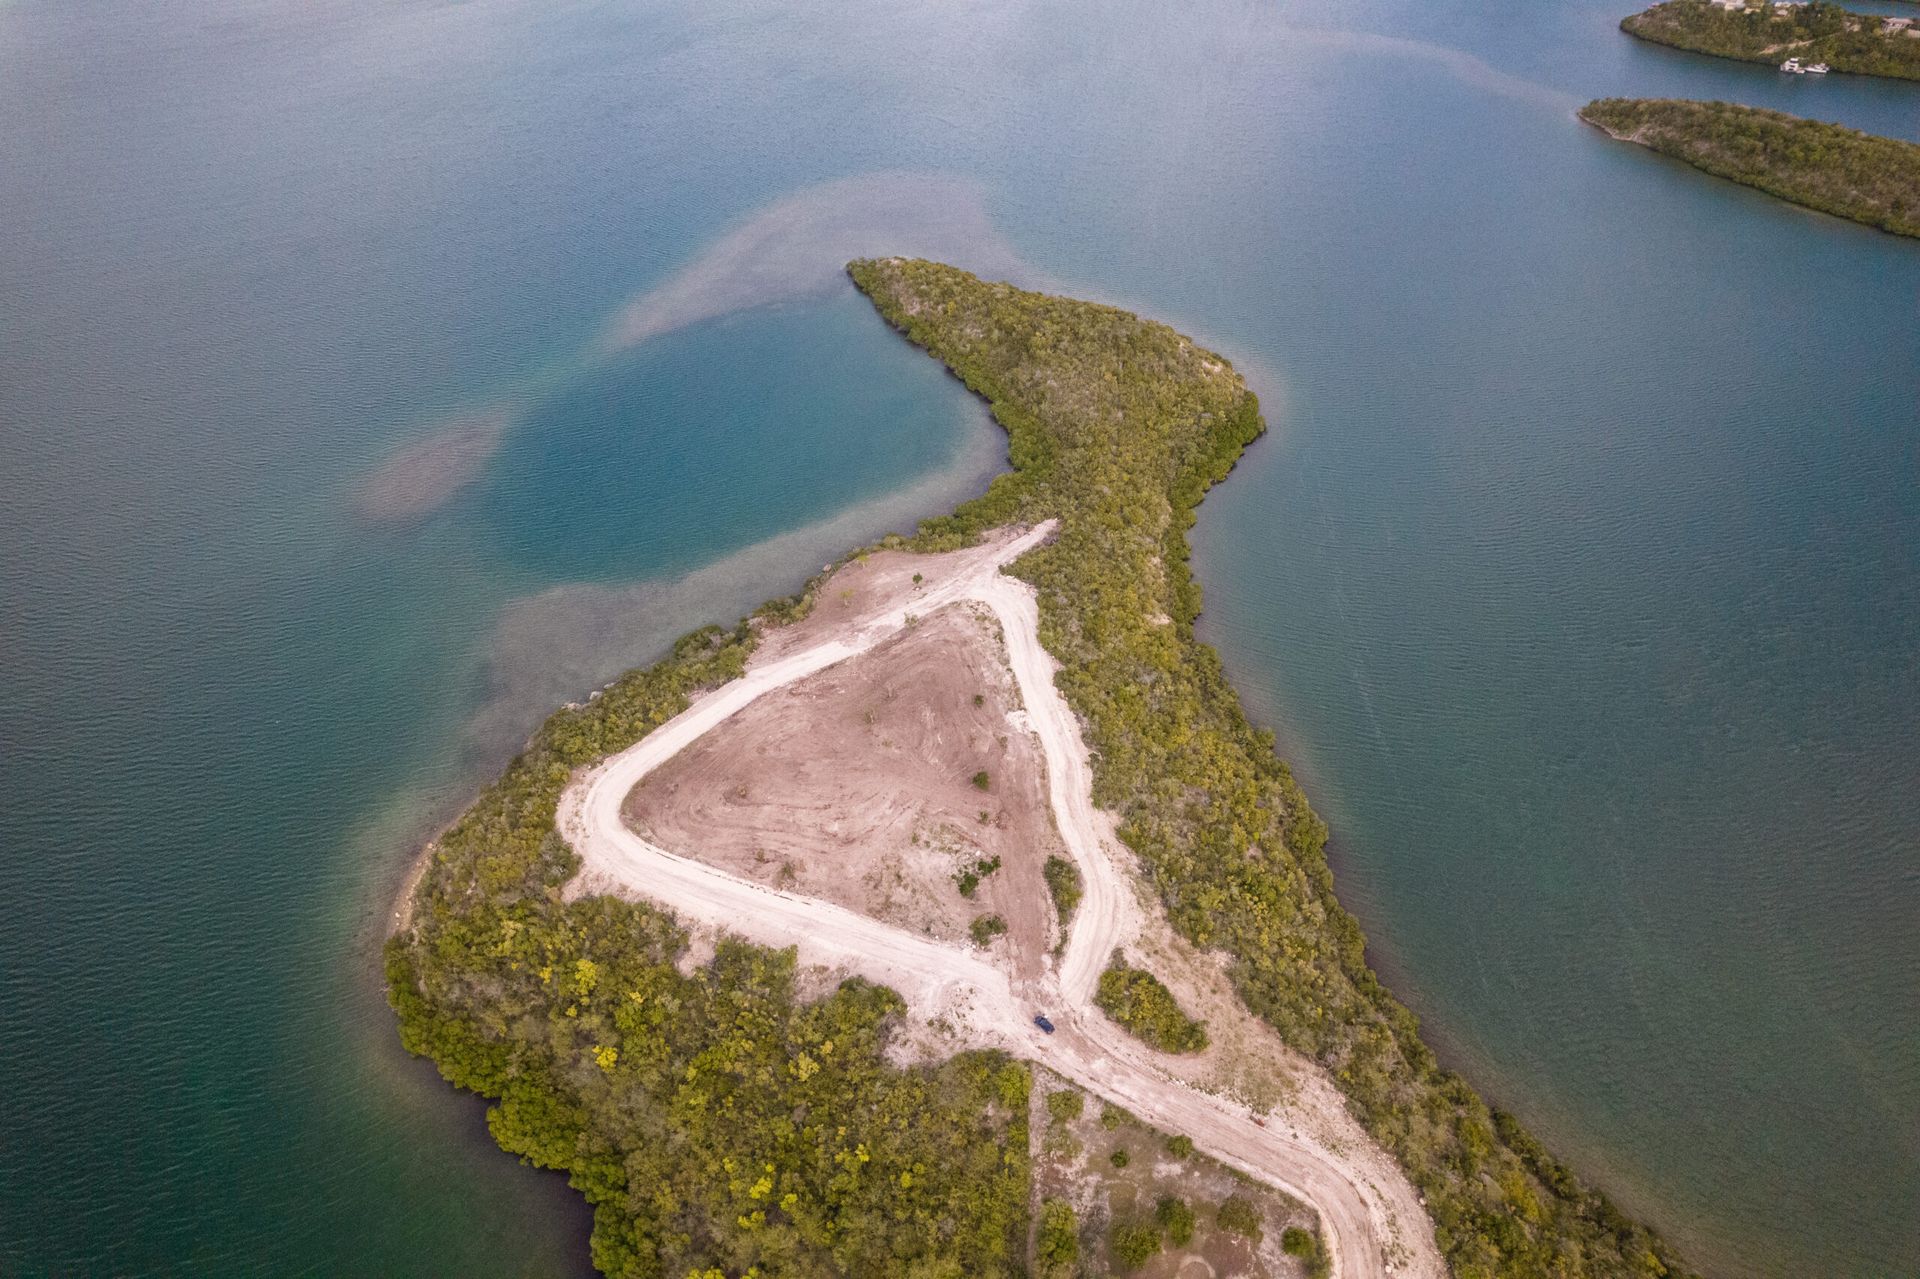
2,0,1914,1273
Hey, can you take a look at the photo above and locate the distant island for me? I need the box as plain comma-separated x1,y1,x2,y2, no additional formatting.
1583,97,1920,237
389,261,1696,1278
1621,0,1920,80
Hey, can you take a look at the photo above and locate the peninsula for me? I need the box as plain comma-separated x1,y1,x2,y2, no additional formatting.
1583,97,1920,237
389,261,1695,1278
1621,0,1920,80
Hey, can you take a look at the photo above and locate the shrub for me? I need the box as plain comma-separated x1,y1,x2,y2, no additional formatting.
1217,1194,1262,1242
1047,1088,1084,1126
1095,954,1208,1053
1111,1222,1162,1270
1165,1134,1194,1159
972,769,991,790
955,855,1001,898
1038,1199,1079,1274
969,914,1007,945
1042,855,1082,925
1156,1195,1196,1246
1110,1148,1130,1168
1283,1225,1331,1279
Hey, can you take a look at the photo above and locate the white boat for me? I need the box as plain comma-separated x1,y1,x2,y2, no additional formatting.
1804,61,1829,73
1780,57,1805,72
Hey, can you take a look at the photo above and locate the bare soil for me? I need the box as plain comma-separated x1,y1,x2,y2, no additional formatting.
750,524,1040,664
626,601,1064,981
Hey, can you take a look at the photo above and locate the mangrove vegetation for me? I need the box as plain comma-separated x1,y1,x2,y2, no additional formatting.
849,257,1697,1279
1621,0,1920,80
391,257,1700,1279
387,625,1031,1276
1582,97,1920,237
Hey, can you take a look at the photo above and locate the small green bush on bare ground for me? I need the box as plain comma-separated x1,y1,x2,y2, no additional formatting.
1037,1198,1079,1276
970,913,1008,945
1284,1224,1333,1279
1111,1220,1163,1270
1042,854,1082,925
1157,1195,1196,1246
956,854,1001,897
1095,953,1209,1053
1217,1193,1263,1243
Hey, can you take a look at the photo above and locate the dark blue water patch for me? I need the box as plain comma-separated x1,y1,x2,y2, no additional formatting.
467,293,974,584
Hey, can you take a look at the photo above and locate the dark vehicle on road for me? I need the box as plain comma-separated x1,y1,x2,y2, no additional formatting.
1033,1014,1055,1034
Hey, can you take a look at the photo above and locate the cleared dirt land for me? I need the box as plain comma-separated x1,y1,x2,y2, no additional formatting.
627,602,1062,980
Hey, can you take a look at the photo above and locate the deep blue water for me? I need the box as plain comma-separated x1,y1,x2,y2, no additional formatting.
474,297,980,583
1,0,1913,1274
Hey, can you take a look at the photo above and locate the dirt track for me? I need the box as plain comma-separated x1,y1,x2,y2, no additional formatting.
559,522,1444,1279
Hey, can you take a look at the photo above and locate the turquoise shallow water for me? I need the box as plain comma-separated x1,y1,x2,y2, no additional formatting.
1,0,1914,1274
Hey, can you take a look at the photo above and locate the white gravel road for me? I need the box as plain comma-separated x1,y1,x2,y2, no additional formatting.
558,521,1443,1279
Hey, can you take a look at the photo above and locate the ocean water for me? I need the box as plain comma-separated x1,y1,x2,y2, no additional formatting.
1,0,1913,1274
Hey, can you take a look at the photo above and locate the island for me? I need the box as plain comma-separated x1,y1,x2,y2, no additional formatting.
1582,97,1920,238
1621,0,1920,79
388,260,1696,1278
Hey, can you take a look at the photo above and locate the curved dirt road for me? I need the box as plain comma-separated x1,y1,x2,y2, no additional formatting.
559,522,1440,1279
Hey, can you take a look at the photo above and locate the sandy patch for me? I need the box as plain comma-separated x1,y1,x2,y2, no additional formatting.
354,405,514,523
601,172,1049,353
749,523,1044,663
627,602,1062,979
